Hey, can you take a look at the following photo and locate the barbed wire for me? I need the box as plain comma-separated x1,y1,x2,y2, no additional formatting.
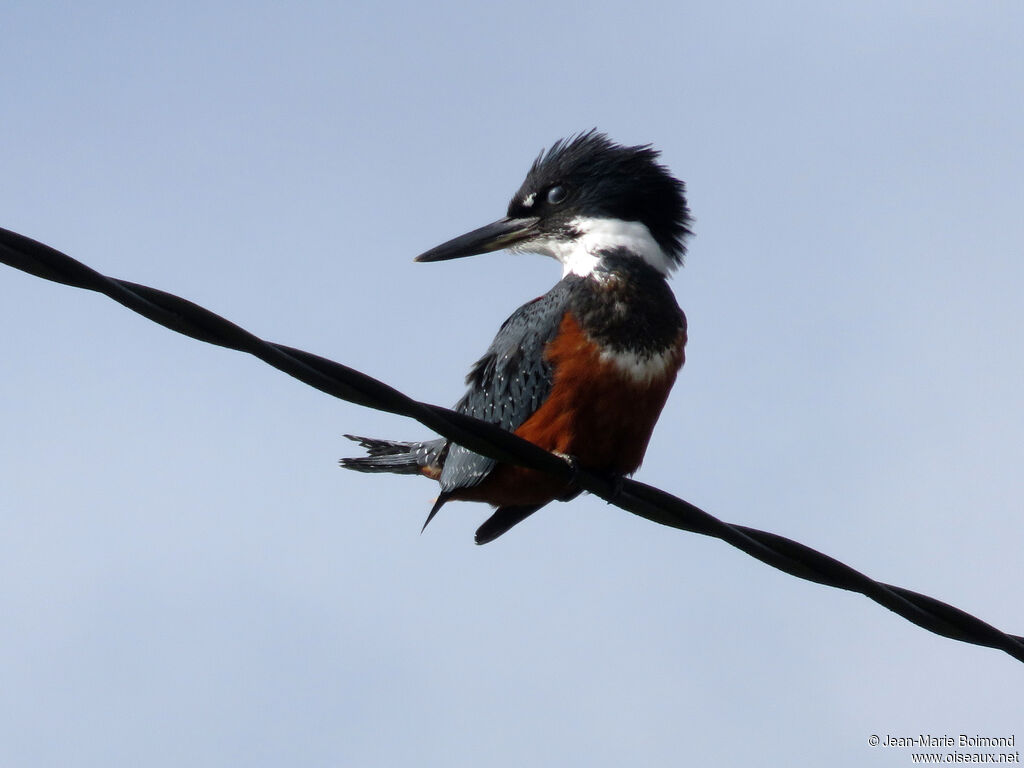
2,224,1022,664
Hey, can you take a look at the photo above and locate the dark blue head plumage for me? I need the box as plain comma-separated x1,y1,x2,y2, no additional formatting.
417,131,692,276
509,131,692,266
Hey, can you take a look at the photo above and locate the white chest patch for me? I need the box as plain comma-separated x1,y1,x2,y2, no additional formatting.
598,345,681,385
515,216,674,278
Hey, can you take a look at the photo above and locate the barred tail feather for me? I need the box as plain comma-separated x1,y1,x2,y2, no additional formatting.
339,434,446,475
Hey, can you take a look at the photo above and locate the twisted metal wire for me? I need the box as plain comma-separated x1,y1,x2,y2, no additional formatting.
2,225,1022,664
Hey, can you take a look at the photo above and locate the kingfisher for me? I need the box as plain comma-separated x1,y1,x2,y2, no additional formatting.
341,130,692,544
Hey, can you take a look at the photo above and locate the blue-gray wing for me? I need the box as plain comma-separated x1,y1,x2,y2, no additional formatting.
438,280,575,493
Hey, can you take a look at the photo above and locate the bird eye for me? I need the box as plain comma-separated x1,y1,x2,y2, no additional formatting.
546,185,567,204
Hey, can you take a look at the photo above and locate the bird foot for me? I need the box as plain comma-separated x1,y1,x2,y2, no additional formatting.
552,453,624,502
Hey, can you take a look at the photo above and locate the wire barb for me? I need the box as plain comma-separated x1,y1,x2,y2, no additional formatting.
2,224,1022,664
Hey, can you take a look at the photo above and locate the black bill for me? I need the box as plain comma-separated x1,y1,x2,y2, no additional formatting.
415,217,540,262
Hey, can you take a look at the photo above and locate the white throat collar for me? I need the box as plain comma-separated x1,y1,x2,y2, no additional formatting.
515,216,674,278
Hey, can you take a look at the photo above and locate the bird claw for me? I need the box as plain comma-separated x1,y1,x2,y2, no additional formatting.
552,452,624,502
554,452,583,501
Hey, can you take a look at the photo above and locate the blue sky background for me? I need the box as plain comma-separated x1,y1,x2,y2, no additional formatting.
2,2,1022,766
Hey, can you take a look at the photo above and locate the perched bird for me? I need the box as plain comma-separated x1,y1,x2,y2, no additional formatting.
341,131,692,544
